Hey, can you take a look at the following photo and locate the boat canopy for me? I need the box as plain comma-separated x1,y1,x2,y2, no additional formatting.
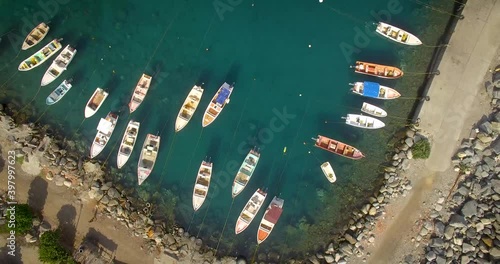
97,119,113,134
216,86,230,104
363,82,380,98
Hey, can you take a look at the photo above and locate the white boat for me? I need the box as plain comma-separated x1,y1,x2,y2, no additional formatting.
129,74,152,113
175,85,204,132
202,82,234,127
137,134,160,185
18,39,62,71
351,81,401,100
257,196,284,244
361,102,387,118
22,22,49,50
45,80,72,105
84,88,109,118
343,114,385,129
375,22,422,46
320,162,336,183
90,112,119,159
116,120,140,169
232,149,260,198
192,160,213,211
41,45,77,86
235,188,267,234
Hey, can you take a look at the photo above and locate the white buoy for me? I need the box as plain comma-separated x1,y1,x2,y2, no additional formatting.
319,0,323,3
308,44,312,48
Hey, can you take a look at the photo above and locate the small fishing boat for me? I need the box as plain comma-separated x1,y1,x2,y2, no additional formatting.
312,135,364,160
320,162,336,183
232,148,260,198
137,134,161,185
375,22,422,46
41,45,77,86
350,81,400,100
175,85,204,132
45,80,72,105
361,102,387,118
202,82,234,127
192,160,213,211
18,39,62,71
129,74,152,113
116,120,140,169
84,88,109,118
257,196,284,244
22,22,49,50
351,61,403,79
90,112,119,159
343,114,385,129
235,188,267,234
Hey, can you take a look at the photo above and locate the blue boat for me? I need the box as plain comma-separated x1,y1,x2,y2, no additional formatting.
46,80,73,105
350,81,400,100
202,82,234,127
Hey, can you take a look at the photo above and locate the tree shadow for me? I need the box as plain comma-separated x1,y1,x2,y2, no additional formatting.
27,176,48,218
84,228,118,253
0,240,22,264
56,204,77,250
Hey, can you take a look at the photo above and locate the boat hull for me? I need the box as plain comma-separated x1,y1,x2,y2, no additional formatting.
137,134,160,185
41,45,77,86
46,80,72,105
257,197,284,244
175,85,204,132
202,82,233,127
235,189,267,234
192,161,213,211
351,82,400,100
22,22,49,50
376,22,422,46
313,135,364,160
345,114,385,129
353,61,403,79
90,112,118,159
361,102,387,118
129,74,152,113
232,149,260,198
85,88,109,118
320,162,336,183
18,39,62,71
116,121,140,169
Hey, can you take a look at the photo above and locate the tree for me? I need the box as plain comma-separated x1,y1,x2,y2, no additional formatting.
38,230,75,263
0,204,33,235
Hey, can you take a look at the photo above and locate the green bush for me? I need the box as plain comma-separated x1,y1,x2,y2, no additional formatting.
412,139,431,159
0,204,33,235
39,230,75,264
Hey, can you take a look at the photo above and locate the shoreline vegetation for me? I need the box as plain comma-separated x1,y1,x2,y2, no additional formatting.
0,1,466,263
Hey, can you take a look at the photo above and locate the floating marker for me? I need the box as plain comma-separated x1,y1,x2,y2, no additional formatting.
283,147,287,153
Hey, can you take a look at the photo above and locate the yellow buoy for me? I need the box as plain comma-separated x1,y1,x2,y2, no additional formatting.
283,147,287,153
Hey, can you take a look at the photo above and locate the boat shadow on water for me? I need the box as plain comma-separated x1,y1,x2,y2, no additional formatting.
225,62,241,84
206,135,222,164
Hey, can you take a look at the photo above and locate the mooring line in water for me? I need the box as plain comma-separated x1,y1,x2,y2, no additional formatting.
0,71,18,89
0,50,22,72
154,132,178,187
326,6,371,27
215,198,235,255
34,106,51,124
408,0,465,19
141,3,185,73
251,244,260,264
186,211,197,233
404,70,440,76
195,13,217,57
0,27,17,38
303,142,322,165
179,128,205,186
195,200,212,237
62,69,97,123
15,85,42,118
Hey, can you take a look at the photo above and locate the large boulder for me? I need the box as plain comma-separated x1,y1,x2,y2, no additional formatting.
461,200,478,218
479,121,493,134
491,138,500,154
449,214,467,228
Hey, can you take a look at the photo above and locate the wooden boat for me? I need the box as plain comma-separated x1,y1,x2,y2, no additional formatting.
202,82,234,127
361,102,387,118
257,196,284,244
45,80,72,105
375,22,422,46
116,120,140,169
22,22,49,50
129,74,152,113
312,135,364,160
235,188,267,234
343,114,385,129
320,162,336,183
18,39,62,71
41,45,77,86
90,112,119,159
350,81,400,100
84,88,109,118
137,134,161,185
232,149,260,198
351,61,403,79
192,160,213,211
175,85,204,132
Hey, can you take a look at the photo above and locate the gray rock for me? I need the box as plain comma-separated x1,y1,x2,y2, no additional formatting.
39,221,51,234
430,238,444,248
461,200,478,218
435,256,446,264
479,121,493,134
425,250,436,261
435,221,445,237
401,159,410,171
450,213,468,228
406,149,413,160
308,256,320,264
491,121,500,132
368,207,377,216
406,129,416,138
108,199,119,207
100,195,110,204
107,188,120,199
474,140,489,151
491,138,500,154
45,171,54,181
345,233,357,244
54,175,64,186
462,243,475,253
324,255,334,263
477,133,493,143
25,233,37,243
405,138,414,148
490,247,500,259
460,255,470,264
63,180,72,187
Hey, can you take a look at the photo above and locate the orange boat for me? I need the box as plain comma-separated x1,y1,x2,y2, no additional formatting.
312,135,364,160
257,196,284,244
351,61,403,79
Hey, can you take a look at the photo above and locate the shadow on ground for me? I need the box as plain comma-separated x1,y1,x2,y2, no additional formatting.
28,176,48,218
0,241,22,264
84,228,118,253
57,204,77,250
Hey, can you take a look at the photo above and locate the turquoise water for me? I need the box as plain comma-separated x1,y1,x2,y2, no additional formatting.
0,0,454,259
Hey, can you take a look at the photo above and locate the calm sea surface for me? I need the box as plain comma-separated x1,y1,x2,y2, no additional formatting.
0,0,454,259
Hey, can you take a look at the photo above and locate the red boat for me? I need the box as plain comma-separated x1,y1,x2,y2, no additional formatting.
312,135,364,160
257,196,284,244
351,61,403,79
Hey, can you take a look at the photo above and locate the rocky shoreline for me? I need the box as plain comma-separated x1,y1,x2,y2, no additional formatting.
0,102,435,264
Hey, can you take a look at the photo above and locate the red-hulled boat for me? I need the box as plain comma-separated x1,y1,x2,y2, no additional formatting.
257,196,284,244
312,135,365,160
